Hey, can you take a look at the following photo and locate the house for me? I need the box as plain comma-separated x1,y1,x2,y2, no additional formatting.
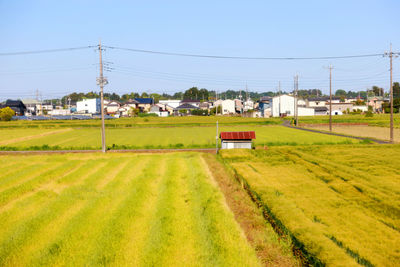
243,99,254,111
367,96,384,113
134,98,154,112
327,102,354,114
271,94,314,117
199,102,210,110
221,99,236,115
313,106,328,115
306,97,340,107
1,99,27,115
181,99,200,107
21,98,42,115
105,100,120,115
220,131,256,149
76,98,101,114
148,105,169,117
159,100,181,109
174,103,199,115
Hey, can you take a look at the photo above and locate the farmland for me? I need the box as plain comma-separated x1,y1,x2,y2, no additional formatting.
0,152,264,266
0,125,357,150
304,124,400,142
220,145,400,266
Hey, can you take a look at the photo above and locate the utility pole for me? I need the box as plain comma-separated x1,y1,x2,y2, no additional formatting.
97,40,107,153
384,44,399,143
294,74,299,126
278,81,281,117
216,121,219,153
329,65,333,132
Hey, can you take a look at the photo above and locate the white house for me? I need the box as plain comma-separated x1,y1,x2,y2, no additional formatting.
105,101,120,115
271,94,314,117
221,99,236,114
159,100,181,109
243,99,254,111
77,98,100,114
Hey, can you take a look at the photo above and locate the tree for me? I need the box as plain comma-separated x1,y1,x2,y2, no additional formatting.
141,92,149,98
335,89,346,96
183,87,200,100
393,82,400,99
0,107,15,121
199,88,209,101
372,86,384,96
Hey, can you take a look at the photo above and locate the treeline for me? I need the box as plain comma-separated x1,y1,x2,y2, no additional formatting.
58,84,398,104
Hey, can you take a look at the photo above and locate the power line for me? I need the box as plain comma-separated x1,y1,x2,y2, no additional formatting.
0,46,96,56
104,45,383,60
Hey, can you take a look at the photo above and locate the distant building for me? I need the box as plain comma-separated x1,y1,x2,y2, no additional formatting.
220,131,256,149
271,95,314,117
181,99,200,107
306,97,340,107
221,99,235,114
159,100,181,109
0,99,26,115
174,103,199,115
149,105,169,117
105,100,120,115
313,106,328,116
134,98,154,112
76,98,101,114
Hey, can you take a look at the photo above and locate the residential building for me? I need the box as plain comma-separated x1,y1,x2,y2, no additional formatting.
306,96,340,107
313,106,328,115
0,99,26,115
367,96,384,113
105,100,120,115
327,102,354,114
271,94,314,117
181,99,200,107
76,98,101,114
174,103,199,115
159,100,181,109
134,98,154,112
149,105,169,117
221,99,235,115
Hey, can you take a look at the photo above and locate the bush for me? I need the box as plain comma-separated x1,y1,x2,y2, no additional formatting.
0,107,15,121
365,111,373,117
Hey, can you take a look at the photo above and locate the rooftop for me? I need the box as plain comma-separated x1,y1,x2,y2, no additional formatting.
220,131,256,140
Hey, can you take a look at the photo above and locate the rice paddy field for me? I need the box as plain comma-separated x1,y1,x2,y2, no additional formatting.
0,125,358,150
304,124,400,143
220,145,400,266
0,152,263,266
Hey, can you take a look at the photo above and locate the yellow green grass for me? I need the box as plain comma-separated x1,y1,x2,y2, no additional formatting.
0,125,356,150
220,145,400,266
0,152,260,266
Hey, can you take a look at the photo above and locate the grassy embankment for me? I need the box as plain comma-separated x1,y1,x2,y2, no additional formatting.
0,152,263,266
0,125,358,150
220,145,400,266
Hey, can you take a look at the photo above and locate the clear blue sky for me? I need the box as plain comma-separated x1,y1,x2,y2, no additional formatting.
0,0,399,100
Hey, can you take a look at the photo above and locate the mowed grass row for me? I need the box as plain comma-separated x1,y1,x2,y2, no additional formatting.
220,145,400,266
0,153,260,266
0,125,357,150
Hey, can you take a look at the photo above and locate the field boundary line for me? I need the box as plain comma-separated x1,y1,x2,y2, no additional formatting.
0,148,216,154
282,121,391,144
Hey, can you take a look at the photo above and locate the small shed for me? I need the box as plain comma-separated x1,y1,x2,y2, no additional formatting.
220,131,256,149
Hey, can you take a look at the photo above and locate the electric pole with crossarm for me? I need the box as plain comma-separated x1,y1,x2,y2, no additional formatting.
97,40,107,153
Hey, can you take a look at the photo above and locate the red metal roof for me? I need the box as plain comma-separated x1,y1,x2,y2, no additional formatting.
220,131,256,140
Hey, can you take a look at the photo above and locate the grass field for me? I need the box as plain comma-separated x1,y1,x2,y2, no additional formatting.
304,124,400,142
0,152,264,266
220,145,400,266
0,125,358,150
298,114,400,128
